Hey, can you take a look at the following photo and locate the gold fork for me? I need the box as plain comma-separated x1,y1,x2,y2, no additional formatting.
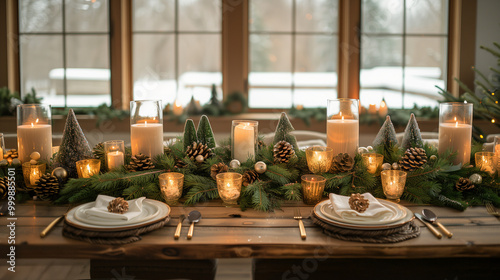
485,202,500,217
294,208,306,240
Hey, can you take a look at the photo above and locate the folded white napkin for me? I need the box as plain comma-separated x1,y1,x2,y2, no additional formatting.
329,193,396,222
82,195,146,221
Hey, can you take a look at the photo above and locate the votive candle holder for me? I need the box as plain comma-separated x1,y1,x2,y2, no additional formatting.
362,153,384,174
475,152,496,175
306,146,334,174
301,174,326,205
381,170,407,203
216,172,243,206
159,172,184,205
76,159,101,178
22,162,46,187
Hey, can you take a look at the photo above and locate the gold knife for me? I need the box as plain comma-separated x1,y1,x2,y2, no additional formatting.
415,213,442,239
174,214,185,240
40,215,64,238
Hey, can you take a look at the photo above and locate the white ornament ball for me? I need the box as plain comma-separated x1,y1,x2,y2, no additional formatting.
430,155,437,161
30,151,41,160
195,155,204,163
229,159,241,169
469,173,482,184
30,159,38,165
358,147,369,154
12,159,21,165
392,162,400,170
367,146,374,152
382,163,391,170
254,161,267,174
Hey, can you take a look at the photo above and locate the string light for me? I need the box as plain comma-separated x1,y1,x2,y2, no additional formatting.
492,119,496,124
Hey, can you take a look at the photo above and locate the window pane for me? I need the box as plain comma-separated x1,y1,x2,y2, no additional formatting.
406,0,448,34
179,0,221,32
403,36,447,108
249,0,292,32
249,89,292,108
133,34,176,103
19,0,62,33
133,0,175,32
65,35,110,107
178,34,222,105
65,0,108,32
361,0,403,34
20,35,64,106
296,0,338,33
294,89,335,108
360,36,403,108
250,34,292,72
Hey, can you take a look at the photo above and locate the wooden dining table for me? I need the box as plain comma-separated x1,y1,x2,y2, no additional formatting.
2,200,500,280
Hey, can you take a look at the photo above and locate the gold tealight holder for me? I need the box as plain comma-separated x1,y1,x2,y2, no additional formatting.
381,170,407,203
475,152,496,175
301,174,326,205
216,172,243,206
362,153,384,174
22,162,46,188
306,146,334,174
76,159,101,178
159,172,184,205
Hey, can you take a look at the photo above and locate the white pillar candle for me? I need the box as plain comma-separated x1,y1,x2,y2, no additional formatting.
438,122,472,165
233,123,255,162
107,151,124,170
327,118,359,158
17,123,52,163
131,121,163,159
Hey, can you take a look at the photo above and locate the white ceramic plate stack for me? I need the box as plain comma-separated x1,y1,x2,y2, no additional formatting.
65,199,170,232
313,199,414,230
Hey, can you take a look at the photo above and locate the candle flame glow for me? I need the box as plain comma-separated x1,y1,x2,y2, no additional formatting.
87,164,91,173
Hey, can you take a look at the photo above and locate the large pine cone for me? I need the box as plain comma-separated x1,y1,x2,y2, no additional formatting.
348,193,370,213
107,197,129,214
399,147,427,172
92,142,105,159
34,173,60,200
0,176,8,199
127,153,155,172
4,149,18,164
331,153,354,173
185,142,213,161
211,162,229,180
243,170,259,187
456,177,474,192
273,141,295,163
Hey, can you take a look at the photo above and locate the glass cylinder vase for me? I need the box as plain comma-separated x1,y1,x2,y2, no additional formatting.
17,104,52,163
216,172,243,205
105,140,125,171
231,120,258,162
326,99,359,159
130,100,163,160
438,103,473,165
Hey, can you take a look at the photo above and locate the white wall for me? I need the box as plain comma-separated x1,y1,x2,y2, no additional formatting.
475,0,500,87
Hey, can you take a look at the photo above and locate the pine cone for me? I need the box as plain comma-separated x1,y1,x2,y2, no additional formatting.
4,149,18,164
331,153,354,173
92,142,105,159
243,170,259,187
456,177,474,192
399,147,427,172
185,141,213,161
273,141,295,163
211,162,228,180
348,193,370,213
34,173,60,200
107,197,129,214
0,176,8,199
127,153,155,172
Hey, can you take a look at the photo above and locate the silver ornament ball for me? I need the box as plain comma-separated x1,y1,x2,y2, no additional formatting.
469,173,482,184
52,167,68,180
391,162,400,170
254,161,267,174
382,163,391,170
229,159,241,169
195,155,205,163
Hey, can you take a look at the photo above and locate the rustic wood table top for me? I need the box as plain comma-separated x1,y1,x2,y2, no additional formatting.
1,200,500,260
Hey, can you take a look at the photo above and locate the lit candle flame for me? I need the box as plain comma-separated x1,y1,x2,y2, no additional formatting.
145,121,147,126
87,164,91,174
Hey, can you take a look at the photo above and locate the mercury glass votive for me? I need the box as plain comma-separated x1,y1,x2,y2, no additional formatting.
159,172,184,205
22,162,46,187
76,159,101,178
362,153,384,174
381,170,407,203
301,174,326,205
475,152,496,175
105,140,125,171
306,146,334,174
216,172,243,205
0,133,4,160
494,136,500,172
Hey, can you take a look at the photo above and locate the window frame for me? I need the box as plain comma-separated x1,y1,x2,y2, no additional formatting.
0,0,477,111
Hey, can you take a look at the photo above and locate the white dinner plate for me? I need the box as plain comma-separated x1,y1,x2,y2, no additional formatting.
74,200,161,226
313,199,414,230
65,199,170,232
320,200,407,225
